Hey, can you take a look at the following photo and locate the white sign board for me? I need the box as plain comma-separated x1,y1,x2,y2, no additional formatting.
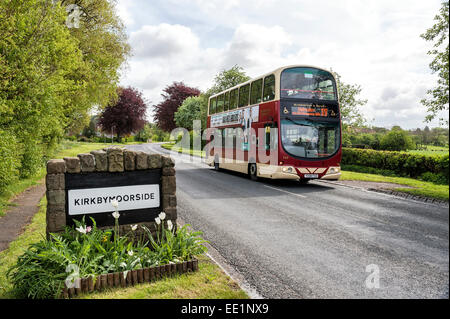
68,184,160,215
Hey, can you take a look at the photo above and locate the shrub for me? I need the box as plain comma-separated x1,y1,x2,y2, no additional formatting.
380,129,415,151
0,130,22,192
342,147,449,184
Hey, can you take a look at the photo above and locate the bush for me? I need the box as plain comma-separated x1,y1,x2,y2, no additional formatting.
20,139,44,179
380,129,415,151
342,147,449,184
0,130,22,192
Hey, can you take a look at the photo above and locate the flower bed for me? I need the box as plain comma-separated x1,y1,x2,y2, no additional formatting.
62,258,199,298
7,203,207,299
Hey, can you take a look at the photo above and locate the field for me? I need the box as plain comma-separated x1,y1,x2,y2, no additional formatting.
406,145,449,156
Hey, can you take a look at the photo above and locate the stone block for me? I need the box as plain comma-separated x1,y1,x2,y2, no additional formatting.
46,174,65,190
107,147,124,172
148,154,162,169
47,159,66,174
162,176,176,195
135,152,148,170
162,155,175,167
162,167,175,176
46,190,65,206
124,150,136,171
78,153,96,173
64,157,81,173
90,150,108,172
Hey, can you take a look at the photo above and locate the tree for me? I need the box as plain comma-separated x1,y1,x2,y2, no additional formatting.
153,82,200,132
206,65,251,96
380,128,416,151
174,95,208,130
332,70,367,127
98,87,147,140
420,1,449,125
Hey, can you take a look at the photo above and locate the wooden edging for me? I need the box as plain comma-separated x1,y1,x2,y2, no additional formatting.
62,258,199,298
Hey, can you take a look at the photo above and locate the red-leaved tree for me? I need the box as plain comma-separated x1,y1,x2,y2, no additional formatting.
153,82,200,131
99,87,147,140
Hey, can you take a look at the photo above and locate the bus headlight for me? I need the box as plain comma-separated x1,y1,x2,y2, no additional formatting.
282,167,294,173
328,167,340,174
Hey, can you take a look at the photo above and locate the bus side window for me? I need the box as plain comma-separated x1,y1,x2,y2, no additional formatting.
209,97,217,114
217,94,224,113
238,84,250,108
263,74,275,102
224,91,230,111
250,79,263,105
229,89,238,109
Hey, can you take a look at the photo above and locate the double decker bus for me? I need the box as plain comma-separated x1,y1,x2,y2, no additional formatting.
206,65,342,183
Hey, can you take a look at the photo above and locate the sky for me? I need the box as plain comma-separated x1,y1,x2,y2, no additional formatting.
116,0,448,129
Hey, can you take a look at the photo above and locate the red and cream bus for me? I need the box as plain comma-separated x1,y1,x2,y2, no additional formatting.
205,65,342,182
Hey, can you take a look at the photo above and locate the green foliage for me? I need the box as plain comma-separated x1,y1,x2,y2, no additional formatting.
0,130,21,192
420,1,449,125
175,95,208,130
342,147,449,184
7,215,207,299
379,128,416,151
0,0,129,192
206,65,251,96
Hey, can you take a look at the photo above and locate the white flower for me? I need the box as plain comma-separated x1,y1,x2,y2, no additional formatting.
155,217,161,225
159,212,166,221
76,226,87,234
112,211,120,219
127,250,134,256
131,224,138,231
120,262,127,268
111,200,119,208
167,220,173,231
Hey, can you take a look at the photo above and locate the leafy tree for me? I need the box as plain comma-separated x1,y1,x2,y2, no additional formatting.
332,70,367,127
153,82,200,132
206,65,251,96
420,1,449,125
380,127,416,151
98,87,147,141
174,95,208,130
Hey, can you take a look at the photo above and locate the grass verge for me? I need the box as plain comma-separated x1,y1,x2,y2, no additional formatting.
0,196,248,299
161,143,205,157
341,170,449,201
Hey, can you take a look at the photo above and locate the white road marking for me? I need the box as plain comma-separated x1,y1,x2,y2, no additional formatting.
263,184,307,198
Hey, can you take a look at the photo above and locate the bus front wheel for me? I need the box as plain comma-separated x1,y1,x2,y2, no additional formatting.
249,163,258,181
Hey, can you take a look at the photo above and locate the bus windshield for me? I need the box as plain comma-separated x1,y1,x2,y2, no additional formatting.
281,67,337,100
281,118,340,159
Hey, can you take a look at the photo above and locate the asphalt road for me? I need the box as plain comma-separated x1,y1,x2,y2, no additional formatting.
126,143,449,299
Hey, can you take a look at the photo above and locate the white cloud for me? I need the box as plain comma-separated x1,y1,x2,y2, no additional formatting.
117,0,447,128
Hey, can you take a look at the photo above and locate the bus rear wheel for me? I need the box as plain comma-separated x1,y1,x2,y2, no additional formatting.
249,163,258,181
299,179,310,185
214,161,220,171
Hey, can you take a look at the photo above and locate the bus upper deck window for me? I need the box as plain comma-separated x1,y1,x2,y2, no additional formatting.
263,75,275,102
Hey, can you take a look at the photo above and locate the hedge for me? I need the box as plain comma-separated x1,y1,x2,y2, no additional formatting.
342,147,449,184
0,130,22,192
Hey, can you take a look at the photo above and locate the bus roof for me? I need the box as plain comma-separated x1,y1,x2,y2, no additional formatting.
209,64,335,99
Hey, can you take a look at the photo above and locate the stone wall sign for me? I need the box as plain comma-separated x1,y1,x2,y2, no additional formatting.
45,147,177,236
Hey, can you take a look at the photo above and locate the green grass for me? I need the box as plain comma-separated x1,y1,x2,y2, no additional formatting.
0,196,248,299
161,142,205,158
0,141,111,218
406,146,449,157
76,254,247,299
341,170,449,201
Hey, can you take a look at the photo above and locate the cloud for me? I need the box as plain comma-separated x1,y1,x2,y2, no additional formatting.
117,0,446,128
